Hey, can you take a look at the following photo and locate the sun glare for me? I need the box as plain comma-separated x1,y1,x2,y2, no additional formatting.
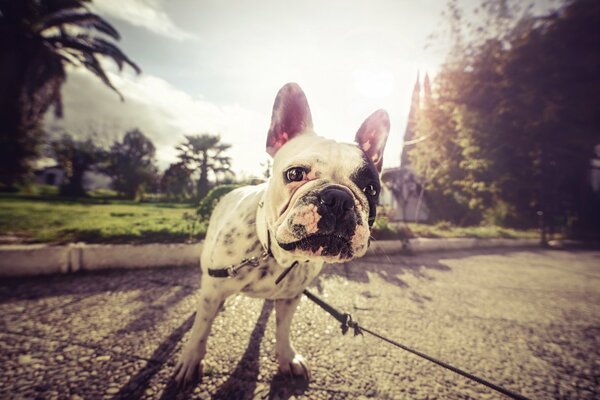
353,67,395,99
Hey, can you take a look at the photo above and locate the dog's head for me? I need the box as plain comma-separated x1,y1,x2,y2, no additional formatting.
263,83,390,264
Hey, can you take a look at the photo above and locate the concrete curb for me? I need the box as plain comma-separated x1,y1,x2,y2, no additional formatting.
367,237,540,256
0,243,203,278
0,238,539,278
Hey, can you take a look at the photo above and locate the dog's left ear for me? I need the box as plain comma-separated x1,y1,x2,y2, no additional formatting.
355,109,390,172
266,83,313,157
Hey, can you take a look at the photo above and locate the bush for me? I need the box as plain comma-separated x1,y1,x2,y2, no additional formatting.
196,184,241,222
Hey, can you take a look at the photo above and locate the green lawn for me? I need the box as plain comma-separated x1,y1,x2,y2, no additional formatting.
0,195,204,244
405,221,539,239
0,193,538,244
372,217,539,240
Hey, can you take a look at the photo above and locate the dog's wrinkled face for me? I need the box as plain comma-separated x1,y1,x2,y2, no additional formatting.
264,83,390,263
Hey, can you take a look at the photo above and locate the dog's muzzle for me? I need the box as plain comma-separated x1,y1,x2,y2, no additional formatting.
279,185,359,258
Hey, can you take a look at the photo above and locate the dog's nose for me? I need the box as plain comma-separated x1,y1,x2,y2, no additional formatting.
319,187,354,218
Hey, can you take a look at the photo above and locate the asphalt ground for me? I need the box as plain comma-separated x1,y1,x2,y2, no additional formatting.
0,247,598,399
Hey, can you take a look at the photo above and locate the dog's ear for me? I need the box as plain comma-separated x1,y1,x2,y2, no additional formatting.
355,109,390,172
266,83,313,157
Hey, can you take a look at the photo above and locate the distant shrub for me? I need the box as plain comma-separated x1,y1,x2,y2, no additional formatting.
435,220,453,231
196,184,240,222
371,216,413,240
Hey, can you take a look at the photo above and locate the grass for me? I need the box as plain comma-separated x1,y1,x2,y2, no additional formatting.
0,189,538,244
405,222,538,239
372,217,538,240
0,195,204,244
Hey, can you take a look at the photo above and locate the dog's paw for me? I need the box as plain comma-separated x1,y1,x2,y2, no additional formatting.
173,349,204,387
278,354,311,380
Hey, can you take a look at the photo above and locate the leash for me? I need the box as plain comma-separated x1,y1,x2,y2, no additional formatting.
206,228,529,400
301,288,530,400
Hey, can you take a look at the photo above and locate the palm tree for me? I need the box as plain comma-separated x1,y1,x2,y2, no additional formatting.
0,0,140,189
176,134,234,200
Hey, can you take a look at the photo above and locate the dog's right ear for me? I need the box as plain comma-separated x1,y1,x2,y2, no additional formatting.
266,83,313,157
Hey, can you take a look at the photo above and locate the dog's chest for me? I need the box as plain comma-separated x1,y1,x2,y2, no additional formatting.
203,186,322,299
212,234,323,299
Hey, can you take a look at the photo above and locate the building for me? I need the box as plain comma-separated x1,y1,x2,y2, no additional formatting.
380,167,429,222
34,165,112,191
380,72,430,222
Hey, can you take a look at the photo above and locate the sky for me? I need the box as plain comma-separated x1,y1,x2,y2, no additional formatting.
42,0,555,178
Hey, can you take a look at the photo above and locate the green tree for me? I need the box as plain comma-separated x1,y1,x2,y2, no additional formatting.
51,133,105,197
106,129,157,200
161,162,193,201
0,0,139,189
413,0,600,235
176,134,234,200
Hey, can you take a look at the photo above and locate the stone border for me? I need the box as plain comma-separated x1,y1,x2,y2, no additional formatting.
368,237,539,255
0,243,203,278
0,238,539,278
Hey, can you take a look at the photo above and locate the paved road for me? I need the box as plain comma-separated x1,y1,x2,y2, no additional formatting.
0,248,598,399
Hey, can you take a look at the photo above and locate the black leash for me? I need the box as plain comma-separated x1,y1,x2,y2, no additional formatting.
302,288,530,400
207,226,529,400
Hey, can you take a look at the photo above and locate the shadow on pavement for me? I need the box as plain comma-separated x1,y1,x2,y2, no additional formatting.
312,247,540,299
0,266,199,304
313,249,452,291
117,285,195,335
267,373,310,400
111,312,196,400
211,299,277,399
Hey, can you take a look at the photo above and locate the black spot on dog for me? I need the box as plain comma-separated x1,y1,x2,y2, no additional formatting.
226,249,234,256
246,232,254,239
351,153,381,226
245,241,260,253
235,270,247,280
242,283,251,292
259,266,269,279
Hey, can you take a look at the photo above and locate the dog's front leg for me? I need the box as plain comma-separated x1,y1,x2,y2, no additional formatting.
174,286,225,386
275,295,311,380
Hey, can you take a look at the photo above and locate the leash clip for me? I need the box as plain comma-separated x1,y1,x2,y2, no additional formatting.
341,313,363,336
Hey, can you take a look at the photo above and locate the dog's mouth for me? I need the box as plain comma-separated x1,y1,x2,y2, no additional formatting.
278,234,353,259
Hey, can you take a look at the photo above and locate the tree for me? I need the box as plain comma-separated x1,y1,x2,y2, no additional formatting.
161,162,193,201
51,133,105,197
106,129,157,200
410,0,600,235
0,0,139,189
400,73,421,168
176,134,234,200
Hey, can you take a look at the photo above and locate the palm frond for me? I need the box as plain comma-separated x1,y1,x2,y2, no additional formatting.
47,34,139,73
35,11,120,40
44,34,139,98
80,53,122,100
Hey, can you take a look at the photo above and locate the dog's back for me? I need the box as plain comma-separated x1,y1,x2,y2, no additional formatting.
201,183,266,270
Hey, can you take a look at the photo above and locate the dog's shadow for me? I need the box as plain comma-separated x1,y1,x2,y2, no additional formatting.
209,300,309,400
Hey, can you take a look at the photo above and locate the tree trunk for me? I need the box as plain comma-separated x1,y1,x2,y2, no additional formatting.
61,170,87,197
197,150,209,200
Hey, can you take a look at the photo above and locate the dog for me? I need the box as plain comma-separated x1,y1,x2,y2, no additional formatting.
174,82,390,385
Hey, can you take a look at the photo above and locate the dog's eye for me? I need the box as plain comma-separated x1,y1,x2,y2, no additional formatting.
285,167,306,182
363,184,378,197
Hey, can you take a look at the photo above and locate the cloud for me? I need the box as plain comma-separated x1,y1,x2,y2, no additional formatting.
91,0,195,41
44,68,267,177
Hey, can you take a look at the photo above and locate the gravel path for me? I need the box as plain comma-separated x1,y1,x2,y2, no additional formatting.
0,248,598,399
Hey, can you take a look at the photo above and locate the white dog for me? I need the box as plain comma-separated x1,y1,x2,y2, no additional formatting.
175,82,390,385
